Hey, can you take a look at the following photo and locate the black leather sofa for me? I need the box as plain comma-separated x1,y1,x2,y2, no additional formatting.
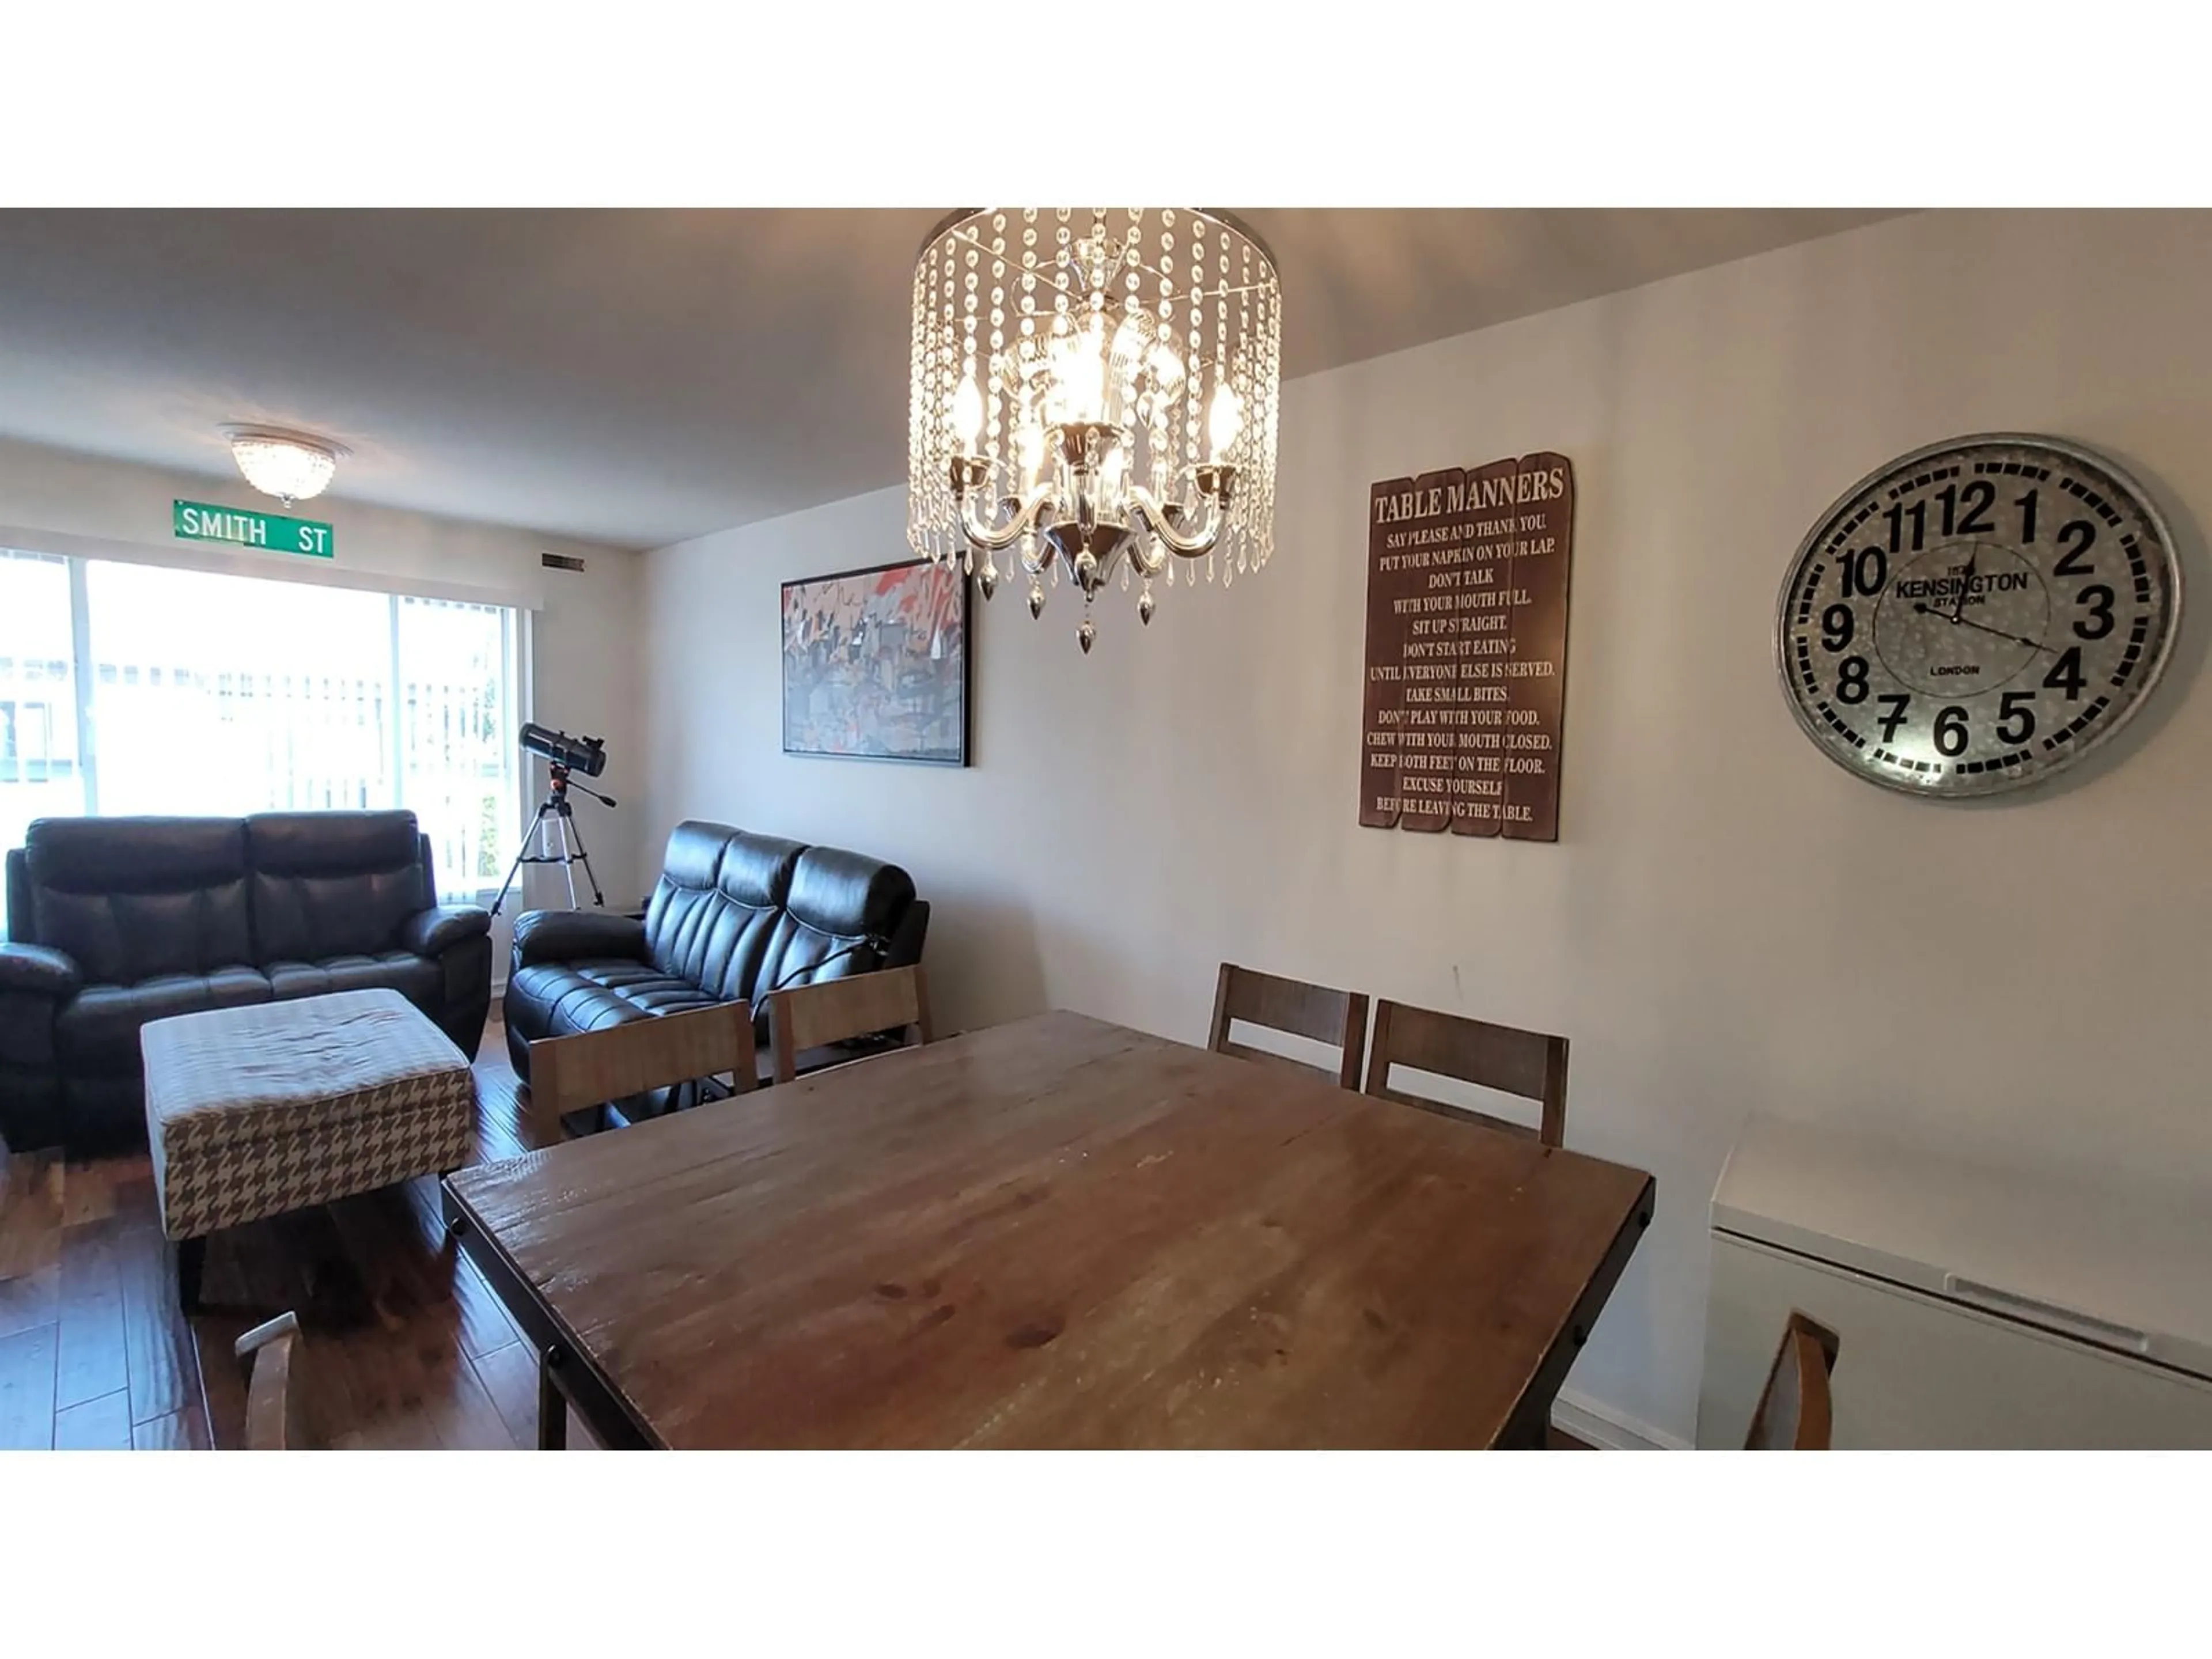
503,819,927,1097
0,812,493,1154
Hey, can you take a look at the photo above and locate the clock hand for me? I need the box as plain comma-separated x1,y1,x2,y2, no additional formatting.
1951,612,2054,654
1950,550,1979,626
1912,601,2051,654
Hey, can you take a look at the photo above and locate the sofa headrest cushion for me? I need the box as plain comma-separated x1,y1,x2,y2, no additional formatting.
719,831,805,909
786,845,915,941
245,811,422,877
661,820,736,891
25,816,247,894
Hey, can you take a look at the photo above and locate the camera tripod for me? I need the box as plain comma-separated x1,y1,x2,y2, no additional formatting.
490,762,616,916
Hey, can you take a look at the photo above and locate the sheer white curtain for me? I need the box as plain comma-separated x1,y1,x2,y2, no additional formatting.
1,547,521,930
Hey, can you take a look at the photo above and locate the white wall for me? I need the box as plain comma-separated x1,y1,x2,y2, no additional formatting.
641,210,2212,1444
0,434,650,921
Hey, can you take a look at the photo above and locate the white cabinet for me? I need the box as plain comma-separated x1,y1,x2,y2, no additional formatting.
1696,1116,2212,1449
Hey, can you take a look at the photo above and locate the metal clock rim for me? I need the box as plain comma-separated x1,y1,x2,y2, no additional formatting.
1771,431,2185,800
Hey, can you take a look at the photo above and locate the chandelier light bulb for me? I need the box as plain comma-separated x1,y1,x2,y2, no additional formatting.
1046,326,1108,427
1109,313,1153,381
1016,422,1047,483
951,374,984,450
1209,382,1244,459
222,425,346,506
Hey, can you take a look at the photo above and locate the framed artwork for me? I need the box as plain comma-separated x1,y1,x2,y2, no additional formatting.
781,557,970,766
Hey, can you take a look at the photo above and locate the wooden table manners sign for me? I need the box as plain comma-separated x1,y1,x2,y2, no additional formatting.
1359,452,1575,841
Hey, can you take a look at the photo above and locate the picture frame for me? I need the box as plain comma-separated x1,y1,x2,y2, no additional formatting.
780,556,971,766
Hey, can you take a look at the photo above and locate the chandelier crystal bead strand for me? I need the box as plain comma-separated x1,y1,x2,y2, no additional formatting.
907,209,1282,652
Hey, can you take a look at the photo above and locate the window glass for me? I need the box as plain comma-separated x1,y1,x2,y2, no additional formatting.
85,560,393,819
397,595,517,893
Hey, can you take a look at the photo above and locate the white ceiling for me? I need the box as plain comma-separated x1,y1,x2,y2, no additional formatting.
0,209,1898,549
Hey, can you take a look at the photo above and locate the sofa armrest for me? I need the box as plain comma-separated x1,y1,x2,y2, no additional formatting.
396,904,493,958
0,941,82,999
512,908,648,968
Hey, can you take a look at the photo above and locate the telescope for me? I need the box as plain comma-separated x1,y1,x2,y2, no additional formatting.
519,722,607,778
493,724,615,915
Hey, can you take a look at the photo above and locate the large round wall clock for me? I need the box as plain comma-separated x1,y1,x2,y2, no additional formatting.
1776,433,2181,798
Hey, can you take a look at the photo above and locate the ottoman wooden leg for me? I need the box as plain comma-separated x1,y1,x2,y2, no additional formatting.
176,1236,206,1315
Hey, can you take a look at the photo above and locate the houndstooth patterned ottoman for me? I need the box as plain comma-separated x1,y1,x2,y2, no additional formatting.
143,988,476,1308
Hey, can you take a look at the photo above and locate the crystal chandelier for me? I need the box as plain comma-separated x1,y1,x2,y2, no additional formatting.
907,209,1281,652
222,425,347,505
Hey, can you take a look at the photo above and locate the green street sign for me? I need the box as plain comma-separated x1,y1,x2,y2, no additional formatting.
172,498,335,558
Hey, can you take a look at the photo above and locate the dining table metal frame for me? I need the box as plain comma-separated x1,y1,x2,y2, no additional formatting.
444,1194,656,1449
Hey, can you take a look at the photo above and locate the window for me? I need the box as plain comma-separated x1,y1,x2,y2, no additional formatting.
0,547,521,929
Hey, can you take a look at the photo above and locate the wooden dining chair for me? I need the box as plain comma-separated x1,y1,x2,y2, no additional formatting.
527,1001,757,1141
1362,999,1570,1147
1745,1311,1842,1450
234,1310,307,1450
1207,963,1369,1090
766,965,934,1085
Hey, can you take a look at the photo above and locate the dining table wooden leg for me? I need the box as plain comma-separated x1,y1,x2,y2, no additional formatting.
537,1347,568,1450
176,1235,206,1314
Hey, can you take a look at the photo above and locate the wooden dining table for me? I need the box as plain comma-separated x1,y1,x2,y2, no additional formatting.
442,1010,1654,1449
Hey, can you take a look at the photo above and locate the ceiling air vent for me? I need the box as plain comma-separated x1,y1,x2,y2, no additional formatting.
541,552,586,573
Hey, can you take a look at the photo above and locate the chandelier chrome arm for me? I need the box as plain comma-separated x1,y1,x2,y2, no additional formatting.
949,458,1056,553
1126,464,1240,564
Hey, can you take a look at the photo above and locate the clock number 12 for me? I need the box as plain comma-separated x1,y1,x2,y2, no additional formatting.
1935,480,1994,536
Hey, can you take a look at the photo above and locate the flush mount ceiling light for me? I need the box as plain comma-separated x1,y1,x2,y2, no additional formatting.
907,209,1282,652
222,425,347,506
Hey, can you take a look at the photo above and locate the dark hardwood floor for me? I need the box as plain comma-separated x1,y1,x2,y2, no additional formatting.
0,1014,1595,1452
0,1017,600,1450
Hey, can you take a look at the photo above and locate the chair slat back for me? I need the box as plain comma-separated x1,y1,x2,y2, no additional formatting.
1207,963,1369,1090
235,1310,305,1451
767,965,933,1085
529,1002,757,1130
1363,999,1569,1147
1745,1311,1841,1450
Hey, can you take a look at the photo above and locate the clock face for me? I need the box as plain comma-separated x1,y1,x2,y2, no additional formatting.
1777,434,2181,797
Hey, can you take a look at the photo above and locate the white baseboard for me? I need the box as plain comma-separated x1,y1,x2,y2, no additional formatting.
1551,1388,1691,1451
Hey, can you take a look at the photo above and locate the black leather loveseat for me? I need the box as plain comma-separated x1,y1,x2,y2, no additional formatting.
503,819,928,1094
0,812,493,1154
